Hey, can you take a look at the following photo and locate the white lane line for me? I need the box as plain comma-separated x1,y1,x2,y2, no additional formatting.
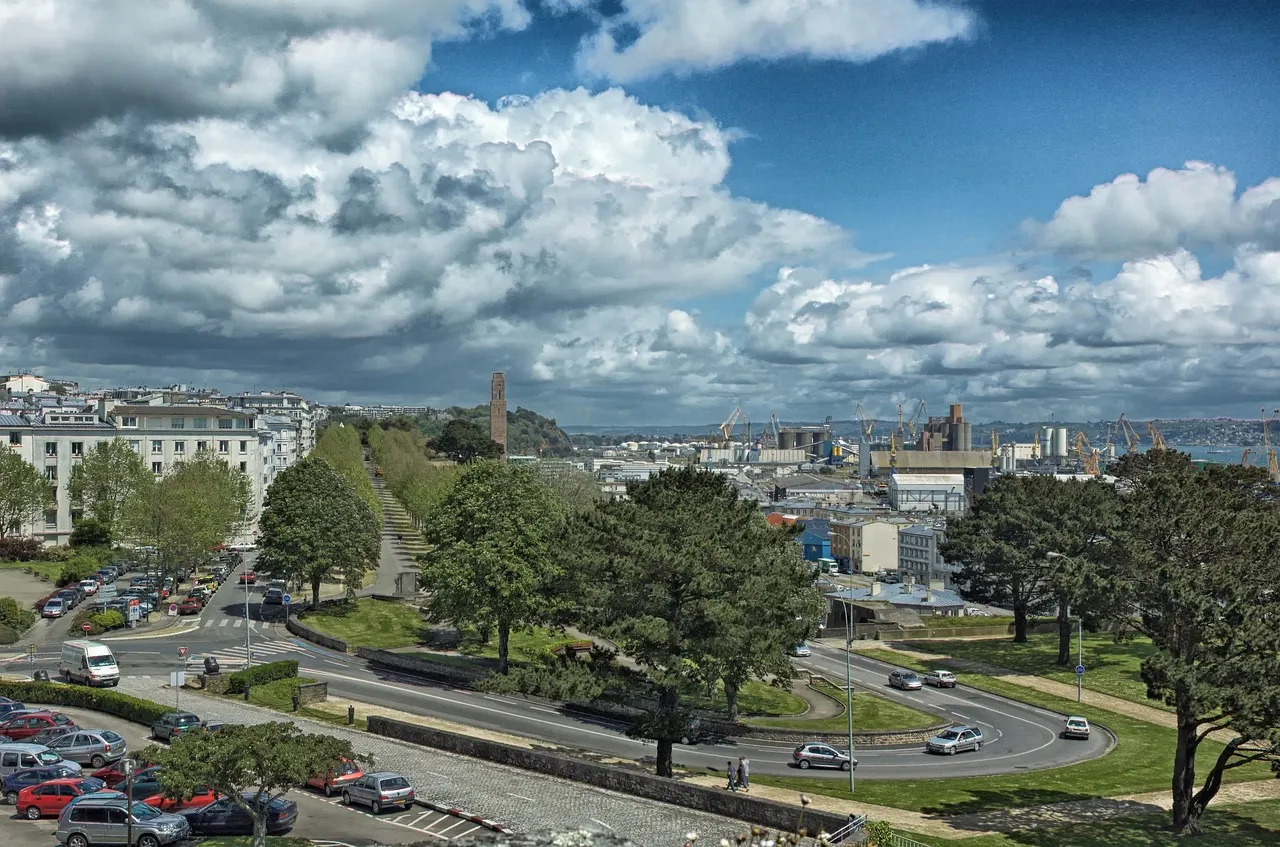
407,813,432,827
323,660,345,667
590,818,614,831
433,817,476,836
233,620,242,628
450,824,482,840
507,793,536,802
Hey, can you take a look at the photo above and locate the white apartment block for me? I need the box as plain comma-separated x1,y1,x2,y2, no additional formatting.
229,391,318,457
898,524,951,585
830,518,903,574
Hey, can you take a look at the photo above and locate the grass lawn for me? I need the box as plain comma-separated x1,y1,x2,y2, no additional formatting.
299,598,429,649
458,626,579,663
684,680,809,718
0,560,63,582
902,632,1169,711
747,681,941,732
215,676,369,731
751,648,1272,816
891,800,1280,847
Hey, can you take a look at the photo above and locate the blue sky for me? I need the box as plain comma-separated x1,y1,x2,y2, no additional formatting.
4,0,1280,424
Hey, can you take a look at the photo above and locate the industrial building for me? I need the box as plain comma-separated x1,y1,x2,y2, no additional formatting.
888,473,968,513
918,404,974,451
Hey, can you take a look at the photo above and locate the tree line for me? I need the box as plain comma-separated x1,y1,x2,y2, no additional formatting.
362,423,822,779
943,450,1280,835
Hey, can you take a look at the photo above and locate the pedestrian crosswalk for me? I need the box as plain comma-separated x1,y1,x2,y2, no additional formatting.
187,639,302,667
173,617,280,631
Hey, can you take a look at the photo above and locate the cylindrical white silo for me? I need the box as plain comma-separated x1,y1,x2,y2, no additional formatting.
1052,426,1069,458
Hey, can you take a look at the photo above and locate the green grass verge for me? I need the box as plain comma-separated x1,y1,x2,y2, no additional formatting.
901,631,1169,711
0,560,63,582
747,681,941,732
299,598,429,649
214,676,368,731
751,648,1273,816
890,800,1280,847
684,679,809,718
458,626,579,663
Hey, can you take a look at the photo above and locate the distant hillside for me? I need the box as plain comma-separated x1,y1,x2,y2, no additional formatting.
422,405,576,457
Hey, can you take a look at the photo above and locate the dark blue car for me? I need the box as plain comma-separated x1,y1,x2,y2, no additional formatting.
3,765,85,804
0,701,28,717
179,792,298,835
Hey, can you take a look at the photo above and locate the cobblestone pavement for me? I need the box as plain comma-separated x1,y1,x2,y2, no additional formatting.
117,676,750,847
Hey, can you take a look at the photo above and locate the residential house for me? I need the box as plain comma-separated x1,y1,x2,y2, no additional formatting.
824,580,966,624
898,523,950,585
829,517,903,574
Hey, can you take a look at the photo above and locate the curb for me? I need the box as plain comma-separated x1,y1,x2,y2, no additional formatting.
415,798,515,835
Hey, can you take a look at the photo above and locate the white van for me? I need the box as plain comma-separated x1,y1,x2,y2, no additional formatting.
0,743,80,777
60,640,120,687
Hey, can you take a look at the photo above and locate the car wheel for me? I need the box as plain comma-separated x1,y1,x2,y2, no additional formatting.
90,755,106,768
5,790,19,804
25,805,41,819
974,742,981,751
324,784,334,797
138,834,160,847
840,761,851,772
68,835,89,847
371,800,381,814
680,735,692,746
342,791,351,805
798,759,811,770
948,746,957,755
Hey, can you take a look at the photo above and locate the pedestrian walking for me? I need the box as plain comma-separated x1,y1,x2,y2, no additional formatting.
726,761,738,791
737,755,750,790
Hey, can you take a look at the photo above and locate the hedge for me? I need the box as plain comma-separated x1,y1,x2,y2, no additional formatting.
0,623,19,645
0,681,170,725
225,660,299,694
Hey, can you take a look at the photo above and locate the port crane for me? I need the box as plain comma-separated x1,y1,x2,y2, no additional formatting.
1073,431,1102,476
1147,420,1169,451
1264,407,1279,480
767,412,782,449
1116,414,1142,454
854,401,875,442
905,400,926,442
716,406,748,444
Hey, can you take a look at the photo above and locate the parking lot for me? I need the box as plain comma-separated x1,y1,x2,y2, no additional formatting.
1,706,486,846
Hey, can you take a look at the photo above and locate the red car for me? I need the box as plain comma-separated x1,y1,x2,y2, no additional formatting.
0,711,75,740
91,758,153,788
306,758,363,797
178,597,204,615
144,787,220,811
238,571,257,585
16,778,114,819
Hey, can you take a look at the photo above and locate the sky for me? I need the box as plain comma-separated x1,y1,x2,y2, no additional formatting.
1,1,1278,426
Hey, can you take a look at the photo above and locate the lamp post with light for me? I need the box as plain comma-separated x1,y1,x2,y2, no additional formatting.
1046,552,1084,703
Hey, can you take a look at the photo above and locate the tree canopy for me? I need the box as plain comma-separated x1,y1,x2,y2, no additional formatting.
68,437,152,538
368,426,463,528
257,456,381,605
0,450,51,537
312,424,381,523
144,722,365,847
429,418,504,463
420,461,566,673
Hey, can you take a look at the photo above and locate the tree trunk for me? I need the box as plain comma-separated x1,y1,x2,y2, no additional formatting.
1056,595,1072,665
252,812,267,847
1012,602,1029,642
311,576,321,608
724,679,739,723
655,685,679,778
1171,717,1201,834
497,620,510,675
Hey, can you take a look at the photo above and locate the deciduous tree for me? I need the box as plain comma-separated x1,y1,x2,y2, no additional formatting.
257,457,381,606
1109,450,1280,834
420,461,565,674
143,722,366,847
0,451,51,537
67,438,151,538
429,418,503,463
313,424,382,522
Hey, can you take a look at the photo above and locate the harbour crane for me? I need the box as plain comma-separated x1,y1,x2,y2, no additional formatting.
1147,420,1169,451
1030,427,1040,460
1242,447,1253,466
1264,407,1279,480
768,412,782,449
1116,414,1142,454
717,406,747,444
905,400,927,442
1073,431,1102,476
854,401,875,441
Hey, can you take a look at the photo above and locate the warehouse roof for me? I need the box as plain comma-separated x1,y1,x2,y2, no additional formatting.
890,473,965,486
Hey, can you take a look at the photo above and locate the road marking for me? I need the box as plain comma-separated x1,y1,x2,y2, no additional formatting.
530,706,559,714
408,813,432,826
507,793,535,802
590,818,614,831
433,817,476,837
451,824,482,839
233,620,242,628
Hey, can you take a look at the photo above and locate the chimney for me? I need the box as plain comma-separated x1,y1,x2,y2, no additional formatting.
871,582,882,597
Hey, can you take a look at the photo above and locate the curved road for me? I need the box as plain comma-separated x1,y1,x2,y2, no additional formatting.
6,558,1111,780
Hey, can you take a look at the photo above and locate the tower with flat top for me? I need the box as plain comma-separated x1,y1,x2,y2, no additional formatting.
490,372,507,457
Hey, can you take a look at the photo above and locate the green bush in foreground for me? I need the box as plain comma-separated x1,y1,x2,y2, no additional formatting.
0,681,169,724
0,596,37,633
225,660,299,694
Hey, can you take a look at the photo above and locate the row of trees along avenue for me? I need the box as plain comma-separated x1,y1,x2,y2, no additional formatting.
1,438,252,587
943,450,1280,835
365,419,822,780
256,425,382,605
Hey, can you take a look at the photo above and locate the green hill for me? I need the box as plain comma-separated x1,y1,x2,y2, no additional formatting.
421,405,575,458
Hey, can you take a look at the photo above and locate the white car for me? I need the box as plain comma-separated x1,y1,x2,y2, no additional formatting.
924,669,957,688
79,579,99,596
1062,716,1091,739
790,643,812,658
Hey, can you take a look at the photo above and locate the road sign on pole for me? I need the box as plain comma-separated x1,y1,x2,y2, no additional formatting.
81,624,91,633
178,646,189,660
1075,664,1086,676
27,644,37,657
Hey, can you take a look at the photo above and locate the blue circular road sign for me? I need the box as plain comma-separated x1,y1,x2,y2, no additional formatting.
1075,664,1085,675
283,594,292,605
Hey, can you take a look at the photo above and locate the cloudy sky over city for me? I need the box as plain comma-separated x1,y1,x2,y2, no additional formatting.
2,0,1278,425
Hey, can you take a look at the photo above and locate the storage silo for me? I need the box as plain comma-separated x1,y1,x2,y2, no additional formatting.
959,422,973,452
779,430,796,450
1040,430,1052,459
1052,426,1069,459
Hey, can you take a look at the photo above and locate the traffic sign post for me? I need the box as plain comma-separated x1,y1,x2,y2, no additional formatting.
27,643,36,673
283,594,292,619
1076,665,1085,703
178,646,189,660
81,623,91,634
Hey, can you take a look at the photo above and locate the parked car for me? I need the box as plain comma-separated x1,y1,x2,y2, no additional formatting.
306,758,363,797
0,711,76,740
46,730,128,768
0,701,29,717
341,771,414,813
143,787,219,812
924,670,958,688
43,598,67,618
90,758,154,789
16,777,108,819
237,571,257,585
179,793,297,835
177,597,203,615
926,725,985,755
56,795,190,847
262,588,283,605
889,670,924,691
120,766,165,800
792,742,855,771
3,764,84,803
55,589,81,609
0,743,80,777
1062,716,1091,739
29,726,79,747
151,713,202,742
78,580,100,596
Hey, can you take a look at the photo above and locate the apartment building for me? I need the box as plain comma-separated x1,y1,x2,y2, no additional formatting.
230,391,317,456
829,517,903,574
898,524,950,585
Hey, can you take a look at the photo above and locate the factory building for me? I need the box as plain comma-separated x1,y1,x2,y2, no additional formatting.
866,449,992,476
887,473,968,513
918,404,973,451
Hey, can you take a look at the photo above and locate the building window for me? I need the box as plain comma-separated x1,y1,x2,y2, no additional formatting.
151,440,163,454
196,440,208,452
8,432,19,445
128,440,142,454
170,418,185,429
218,440,229,454
239,461,247,472
193,417,207,429
44,510,57,529
121,416,138,428
174,441,185,455
71,442,84,456
239,440,247,454
152,461,163,474
235,418,251,429
218,418,233,429
45,467,57,481
44,442,57,457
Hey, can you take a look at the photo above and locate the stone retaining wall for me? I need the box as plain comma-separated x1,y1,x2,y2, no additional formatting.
368,716,852,837
286,616,351,653
298,681,328,705
354,646,489,685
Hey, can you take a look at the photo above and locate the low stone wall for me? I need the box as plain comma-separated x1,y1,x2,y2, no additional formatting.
354,647,489,685
368,716,851,837
297,681,328,705
286,616,351,653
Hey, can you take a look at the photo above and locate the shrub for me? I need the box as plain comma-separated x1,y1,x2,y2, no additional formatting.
225,660,299,694
477,653,607,702
58,557,102,587
69,519,112,548
0,623,19,645
0,537,43,561
0,681,169,725
39,545,76,562
864,820,895,846
91,610,126,631
0,596,37,633
69,606,127,637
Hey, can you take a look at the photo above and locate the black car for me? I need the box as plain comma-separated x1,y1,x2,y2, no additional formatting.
56,589,82,609
262,588,283,605
180,793,298,835
122,766,164,800
0,701,27,716
3,764,83,803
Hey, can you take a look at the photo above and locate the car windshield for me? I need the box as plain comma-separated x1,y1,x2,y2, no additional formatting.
939,730,961,741
339,760,359,775
101,730,123,743
37,751,63,764
130,802,162,820
175,716,201,726
1068,719,1086,726
87,656,116,668
380,777,410,790
902,673,918,680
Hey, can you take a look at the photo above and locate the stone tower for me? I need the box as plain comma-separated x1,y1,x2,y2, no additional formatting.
489,372,507,457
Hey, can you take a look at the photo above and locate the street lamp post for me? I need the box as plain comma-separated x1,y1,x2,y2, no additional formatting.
243,560,252,667
1048,552,1085,704
841,589,856,793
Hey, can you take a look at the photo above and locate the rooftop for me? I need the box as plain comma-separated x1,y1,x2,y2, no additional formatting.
890,473,966,485
111,405,254,418
826,583,965,608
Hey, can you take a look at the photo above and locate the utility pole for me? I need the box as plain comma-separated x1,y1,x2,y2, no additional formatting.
843,593,856,793
243,557,252,667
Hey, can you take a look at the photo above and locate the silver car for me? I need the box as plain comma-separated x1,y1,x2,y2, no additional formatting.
889,670,924,690
792,742,856,771
926,725,984,755
57,796,188,847
47,730,127,768
341,771,415,813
